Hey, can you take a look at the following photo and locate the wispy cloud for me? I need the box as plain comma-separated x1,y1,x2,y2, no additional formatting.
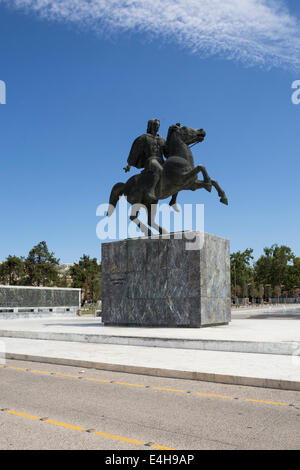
2,0,300,69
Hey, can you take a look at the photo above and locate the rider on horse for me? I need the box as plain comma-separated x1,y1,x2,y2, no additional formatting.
108,121,227,235
124,118,168,200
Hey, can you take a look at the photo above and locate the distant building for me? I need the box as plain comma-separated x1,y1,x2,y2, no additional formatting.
59,263,74,272
58,263,74,287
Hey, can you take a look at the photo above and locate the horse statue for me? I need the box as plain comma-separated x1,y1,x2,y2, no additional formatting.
107,123,228,235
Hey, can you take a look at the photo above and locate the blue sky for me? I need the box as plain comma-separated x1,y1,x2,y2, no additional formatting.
0,0,299,263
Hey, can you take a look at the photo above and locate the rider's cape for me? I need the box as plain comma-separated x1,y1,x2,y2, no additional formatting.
127,135,145,169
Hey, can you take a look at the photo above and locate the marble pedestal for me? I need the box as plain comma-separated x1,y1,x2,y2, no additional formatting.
101,232,231,328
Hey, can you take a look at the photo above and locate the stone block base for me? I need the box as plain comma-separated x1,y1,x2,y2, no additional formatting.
101,232,231,328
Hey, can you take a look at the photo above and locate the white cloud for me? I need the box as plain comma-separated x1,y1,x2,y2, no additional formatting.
2,0,300,68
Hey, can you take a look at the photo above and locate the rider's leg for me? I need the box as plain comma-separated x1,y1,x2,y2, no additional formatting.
146,159,163,200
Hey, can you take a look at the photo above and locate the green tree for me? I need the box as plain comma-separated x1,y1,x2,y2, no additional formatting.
69,255,101,304
230,249,254,298
254,245,295,294
273,285,282,300
24,241,60,286
288,257,300,297
55,272,69,288
0,255,25,285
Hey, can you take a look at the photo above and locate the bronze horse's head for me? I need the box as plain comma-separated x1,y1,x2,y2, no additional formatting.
167,123,206,147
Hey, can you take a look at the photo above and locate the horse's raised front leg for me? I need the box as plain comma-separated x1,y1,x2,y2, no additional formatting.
197,165,212,187
192,179,212,193
190,179,228,205
182,165,204,184
211,180,228,205
183,166,212,192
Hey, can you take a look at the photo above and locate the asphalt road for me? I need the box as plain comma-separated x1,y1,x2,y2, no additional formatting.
0,358,300,450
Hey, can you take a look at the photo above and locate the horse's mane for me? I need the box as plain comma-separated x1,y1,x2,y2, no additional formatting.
166,124,181,143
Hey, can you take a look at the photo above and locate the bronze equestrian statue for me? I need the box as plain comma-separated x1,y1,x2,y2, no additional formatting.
108,119,228,235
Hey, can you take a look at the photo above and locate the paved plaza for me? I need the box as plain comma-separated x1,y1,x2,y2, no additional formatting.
1,309,300,391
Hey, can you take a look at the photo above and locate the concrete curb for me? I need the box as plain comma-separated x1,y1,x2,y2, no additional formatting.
233,305,300,314
0,313,76,320
4,351,300,392
0,329,299,356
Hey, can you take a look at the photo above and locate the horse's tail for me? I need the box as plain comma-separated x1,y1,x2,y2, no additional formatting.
107,182,125,217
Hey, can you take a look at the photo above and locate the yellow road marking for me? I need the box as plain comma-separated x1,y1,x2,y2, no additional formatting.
115,382,145,388
45,420,86,431
31,370,52,375
1,406,174,449
245,399,287,406
196,392,233,399
152,387,185,393
2,365,291,407
153,445,176,450
83,377,110,383
55,373,79,379
7,410,40,420
93,431,144,446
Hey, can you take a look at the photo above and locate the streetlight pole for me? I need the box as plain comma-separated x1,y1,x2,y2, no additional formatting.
280,285,285,304
233,264,237,303
247,283,252,304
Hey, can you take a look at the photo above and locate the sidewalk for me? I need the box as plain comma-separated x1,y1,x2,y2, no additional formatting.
0,316,300,391
0,317,299,355
1,335,300,391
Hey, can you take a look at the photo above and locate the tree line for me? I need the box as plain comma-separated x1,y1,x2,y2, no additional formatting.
1,240,299,302
231,244,300,299
0,241,102,304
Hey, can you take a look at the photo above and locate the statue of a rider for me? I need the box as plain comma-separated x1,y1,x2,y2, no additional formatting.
124,118,168,200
